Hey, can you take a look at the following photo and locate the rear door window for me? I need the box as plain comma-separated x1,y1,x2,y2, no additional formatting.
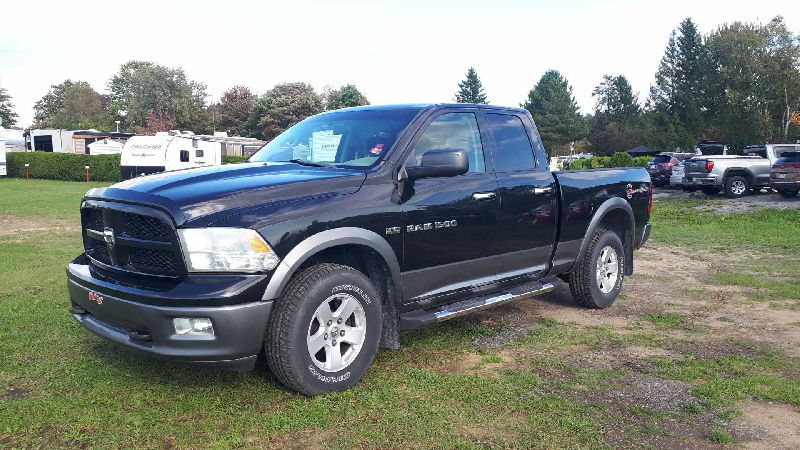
486,114,536,171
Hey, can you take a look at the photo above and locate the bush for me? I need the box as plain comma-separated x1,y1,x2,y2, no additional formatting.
222,155,247,164
567,152,652,170
609,151,634,168
632,156,652,168
7,152,121,182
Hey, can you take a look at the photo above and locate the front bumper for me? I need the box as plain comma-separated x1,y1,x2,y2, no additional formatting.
67,255,273,370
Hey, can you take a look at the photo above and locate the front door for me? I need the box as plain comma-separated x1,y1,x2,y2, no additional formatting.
401,110,500,303
484,112,557,277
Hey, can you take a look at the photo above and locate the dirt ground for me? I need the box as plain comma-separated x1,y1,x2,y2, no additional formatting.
447,244,800,448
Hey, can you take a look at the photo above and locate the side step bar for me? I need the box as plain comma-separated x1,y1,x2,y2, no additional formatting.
399,277,563,330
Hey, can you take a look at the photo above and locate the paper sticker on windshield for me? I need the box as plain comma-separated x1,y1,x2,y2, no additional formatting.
370,144,384,155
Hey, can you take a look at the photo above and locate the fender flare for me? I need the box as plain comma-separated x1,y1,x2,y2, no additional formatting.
576,198,635,271
261,227,402,306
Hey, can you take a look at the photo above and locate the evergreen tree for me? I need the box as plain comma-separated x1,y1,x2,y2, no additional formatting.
0,86,18,127
522,70,587,156
455,67,488,104
590,75,643,155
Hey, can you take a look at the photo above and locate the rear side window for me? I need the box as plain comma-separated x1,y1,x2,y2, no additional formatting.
486,114,536,171
651,156,671,164
777,152,800,163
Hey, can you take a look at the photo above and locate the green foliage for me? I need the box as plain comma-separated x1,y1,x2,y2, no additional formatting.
246,83,323,140
454,67,488,104
567,153,649,170
215,86,255,136
609,151,634,168
0,86,18,126
6,152,121,182
221,155,247,164
323,84,369,111
33,80,114,130
108,61,210,133
589,75,646,156
523,70,587,156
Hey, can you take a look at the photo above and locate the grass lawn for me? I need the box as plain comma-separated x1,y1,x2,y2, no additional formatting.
1,179,799,448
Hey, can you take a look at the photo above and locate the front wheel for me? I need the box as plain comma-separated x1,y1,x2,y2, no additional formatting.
265,263,383,396
569,229,625,309
779,189,799,198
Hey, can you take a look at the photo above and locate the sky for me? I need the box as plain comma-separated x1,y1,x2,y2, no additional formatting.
1,0,797,128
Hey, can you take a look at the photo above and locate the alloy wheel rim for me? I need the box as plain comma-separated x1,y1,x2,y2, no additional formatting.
732,180,746,195
307,293,366,373
595,246,619,294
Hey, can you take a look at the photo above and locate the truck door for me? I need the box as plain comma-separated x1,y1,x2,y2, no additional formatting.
401,110,500,303
484,112,557,277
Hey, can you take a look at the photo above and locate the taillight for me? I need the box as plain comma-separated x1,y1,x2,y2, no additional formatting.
648,183,653,214
706,161,714,173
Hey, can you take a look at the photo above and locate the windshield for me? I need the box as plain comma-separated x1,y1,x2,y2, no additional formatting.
249,109,420,168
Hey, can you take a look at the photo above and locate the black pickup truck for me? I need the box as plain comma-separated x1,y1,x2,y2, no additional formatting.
67,104,651,395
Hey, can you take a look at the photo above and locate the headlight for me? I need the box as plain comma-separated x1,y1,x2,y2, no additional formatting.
178,228,280,273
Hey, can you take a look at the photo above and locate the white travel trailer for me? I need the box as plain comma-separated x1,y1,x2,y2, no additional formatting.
0,125,6,177
87,138,125,155
120,132,223,179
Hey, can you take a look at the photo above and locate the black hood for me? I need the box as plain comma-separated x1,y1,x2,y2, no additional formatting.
88,162,367,224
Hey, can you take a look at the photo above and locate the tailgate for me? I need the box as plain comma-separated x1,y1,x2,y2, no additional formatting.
684,160,708,174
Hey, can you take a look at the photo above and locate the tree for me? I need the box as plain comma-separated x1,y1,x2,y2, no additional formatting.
0,86,18,127
107,61,210,133
522,70,587,155
589,75,644,155
647,19,713,151
246,83,323,140
764,16,800,142
137,107,178,135
706,20,774,151
323,84,369,110
33,80,113,130
454,67,488,104
216,86,255,136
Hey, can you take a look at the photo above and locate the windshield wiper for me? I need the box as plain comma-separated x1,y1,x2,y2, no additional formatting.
286,159,336,168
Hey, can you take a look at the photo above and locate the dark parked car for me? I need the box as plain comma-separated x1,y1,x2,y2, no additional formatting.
67,104,651,395
770,151,800,198
648,153,694,187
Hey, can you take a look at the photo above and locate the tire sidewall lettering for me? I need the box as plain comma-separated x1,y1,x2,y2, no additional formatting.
331,284,371,305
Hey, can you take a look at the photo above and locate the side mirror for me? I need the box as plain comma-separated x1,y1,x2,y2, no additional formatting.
401,148,469,182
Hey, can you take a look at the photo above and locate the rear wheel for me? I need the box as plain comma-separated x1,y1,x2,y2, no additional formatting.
700,186,721,196
779,189,799,198
725,176,749,198
265,263,382,396
569,229,625,309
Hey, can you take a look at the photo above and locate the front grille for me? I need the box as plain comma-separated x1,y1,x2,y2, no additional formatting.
81,203,183,277
123,213,170,240
128,247,179,272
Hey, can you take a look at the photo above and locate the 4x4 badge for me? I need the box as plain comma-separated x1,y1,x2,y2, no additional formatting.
103,227,116,249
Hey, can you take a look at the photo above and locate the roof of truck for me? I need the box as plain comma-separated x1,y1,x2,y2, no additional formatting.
320,103,529,114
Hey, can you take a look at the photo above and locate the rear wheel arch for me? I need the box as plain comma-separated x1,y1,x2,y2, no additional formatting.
723,168,754,186
262,228,402,349
576,198,635,276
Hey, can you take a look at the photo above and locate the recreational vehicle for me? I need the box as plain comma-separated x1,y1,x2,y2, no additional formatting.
24,129,134,153
0,127,6,177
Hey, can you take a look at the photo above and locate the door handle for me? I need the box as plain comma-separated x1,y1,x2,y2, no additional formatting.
472,192,496,200
534,187,553,195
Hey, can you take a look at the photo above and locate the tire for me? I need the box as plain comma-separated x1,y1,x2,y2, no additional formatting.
569,229,625,309
725,176,749,198
265,263,383,396
700,186,721,196
779,190,799,198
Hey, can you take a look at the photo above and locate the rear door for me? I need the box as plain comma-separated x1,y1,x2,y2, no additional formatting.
484,112,557,277
401,109,500,303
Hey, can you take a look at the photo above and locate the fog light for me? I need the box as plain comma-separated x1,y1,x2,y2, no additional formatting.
173,317,214,336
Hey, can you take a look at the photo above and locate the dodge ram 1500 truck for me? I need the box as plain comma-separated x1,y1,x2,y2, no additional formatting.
67,104,652,395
